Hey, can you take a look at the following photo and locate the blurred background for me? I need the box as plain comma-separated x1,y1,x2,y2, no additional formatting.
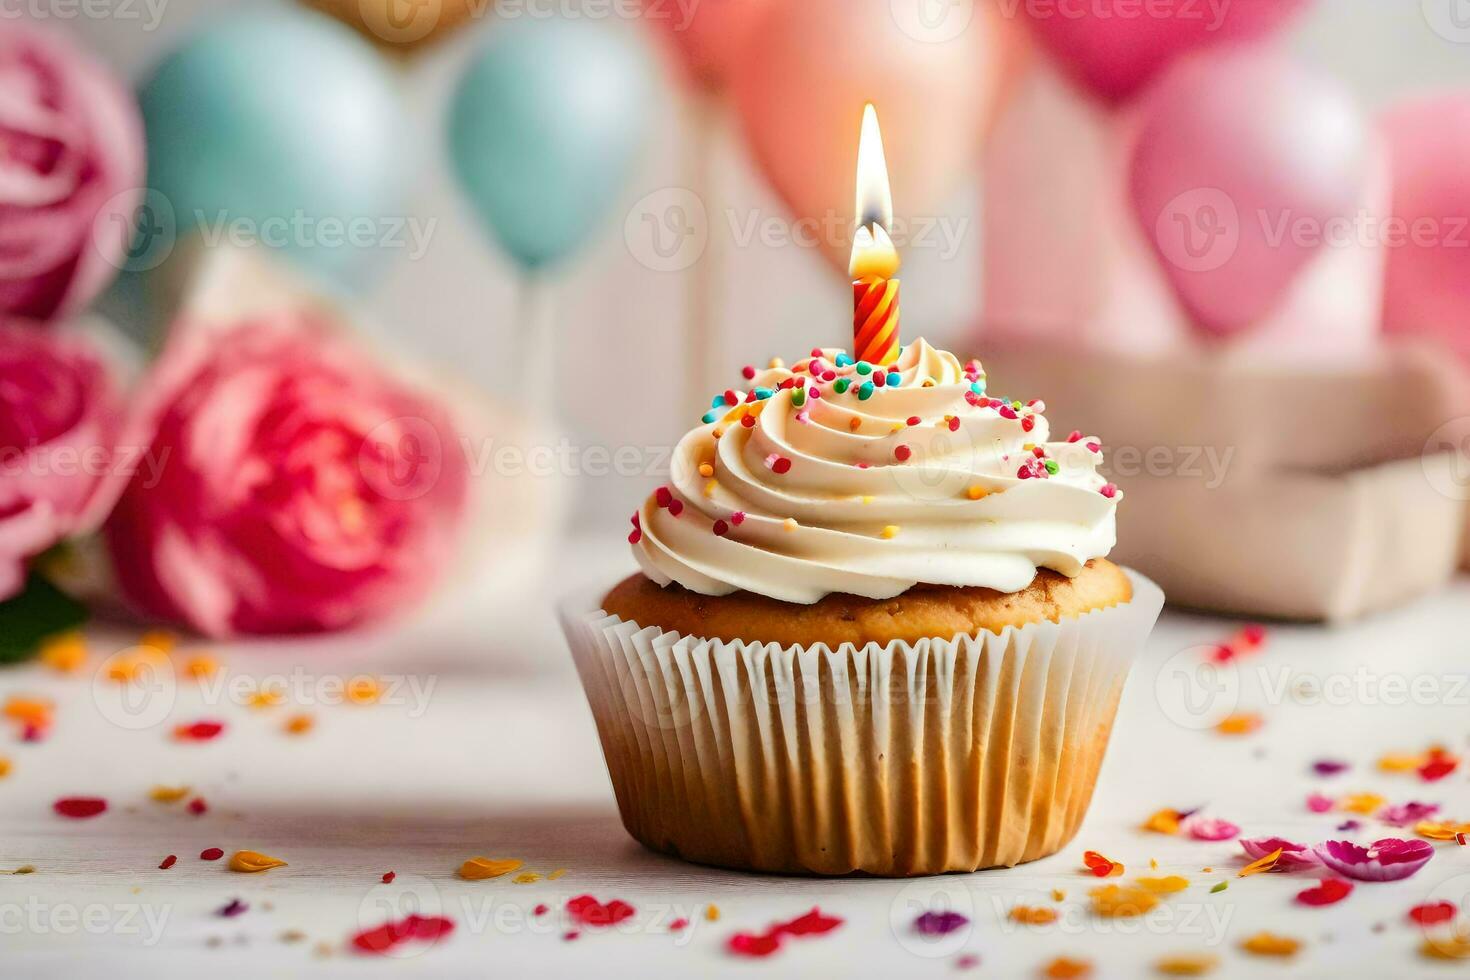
5,0,1470,651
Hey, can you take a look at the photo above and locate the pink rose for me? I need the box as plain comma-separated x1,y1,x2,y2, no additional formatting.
0,321,130,599
105,314,469,636
0,24,144,321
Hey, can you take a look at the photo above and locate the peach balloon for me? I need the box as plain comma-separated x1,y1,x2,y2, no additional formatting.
730,0,1022,272
1382,94,1470,360
643,0,774,91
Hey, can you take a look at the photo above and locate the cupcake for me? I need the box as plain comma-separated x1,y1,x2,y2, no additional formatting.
561,339,1163,876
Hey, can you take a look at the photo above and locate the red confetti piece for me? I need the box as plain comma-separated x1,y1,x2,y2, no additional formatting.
1082,850,1120,878
669,917,689,931
217,898,248,917
741,366,756,380
563,931,580,941
1420,758,1458,782
726,907,843,958
1410,902,1458,926
533,904,549,917
187,797,207,816
352,915,455,954
173,720,224,741
894,445,912,462
200,847,224,861
667,499,684,517
566,895,635,927
53,797,107,819
1296,879,1353,907
382,872,396,884
159,855,177,870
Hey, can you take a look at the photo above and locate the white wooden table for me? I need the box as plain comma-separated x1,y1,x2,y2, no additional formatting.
3,538,1468,978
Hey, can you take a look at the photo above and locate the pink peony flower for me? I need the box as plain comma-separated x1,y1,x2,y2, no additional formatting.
1315,839,1435,883
0,25,143,321
105,314,468,636
0,322,130,598
1239,836,1322,872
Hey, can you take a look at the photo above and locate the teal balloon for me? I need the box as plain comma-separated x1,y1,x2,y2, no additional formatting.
449,19,654,270
139,10,405,287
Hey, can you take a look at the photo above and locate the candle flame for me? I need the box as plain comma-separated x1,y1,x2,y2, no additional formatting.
850,103,899,280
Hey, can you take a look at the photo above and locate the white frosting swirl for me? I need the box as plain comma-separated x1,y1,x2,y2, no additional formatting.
631,338,1119,603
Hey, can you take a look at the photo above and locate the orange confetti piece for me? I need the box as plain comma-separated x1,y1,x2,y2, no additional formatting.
1378,752,1426,772
1240,932,1300,957
1339,792,1387,815
1215,712,1262,736
1238,849,1282,877
1422,931,1470,962
229,850,287,873
1043,956,1093,979
458,857,522,881
1051,888,1066,902
247,687,283,709
1416,820,1470,841
149,785,190,803
3,696,53,728
39,631,86,673
1010,905,1059,925
183,655,219,679
705,904,720,921
1142,809,1182,835
512,872,542,884
1090,884,1159,918
345,676,381,705
138,629,177,653
1136,876,1190,894
547,868,567,880
1155,953,1220,976
0,757,11,779
284,714,314,735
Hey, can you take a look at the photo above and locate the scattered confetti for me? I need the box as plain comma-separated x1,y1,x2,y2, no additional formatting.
1136,876,1190,894
513,872,542,884
217,898,248,918
1295,879,1353,906
183,655,219,678
1090,884,1159,917
727,908,842,959
1008,906,1058,925
159,855,177,870
1240,837,1321,872
1421,930,1470,961
1238,849,1283,877
229,850,287,873
173,720,225,742
39,631,86,673
1041,956,1093,978
1142,809,1183,834
705,904,720,921
566,895,636,927
1082,850,1124,878
1155,953,1219,976
1209,882,1228,894
1339,792,1388,815
1185,818,1240,842
381,872,395,884
187,797,208,816
200,848,224,861
1240,932,1301,957
1408,902,1458,926
458,857,522,881
345,677,382,704
351,915,455,955
149,785,190,803
1415,820,1470,841
1312,759,1349,777
916,910,971,934
1215,712,1262,736
1307,792,1336,813
53,797,107,819
284,714,314,735
0,757,11,779
1380,801,1439,827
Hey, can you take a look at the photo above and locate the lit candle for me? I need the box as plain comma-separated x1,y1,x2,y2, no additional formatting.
850,103,900,367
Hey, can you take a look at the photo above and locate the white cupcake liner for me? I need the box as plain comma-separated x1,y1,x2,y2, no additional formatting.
560,570,1163,877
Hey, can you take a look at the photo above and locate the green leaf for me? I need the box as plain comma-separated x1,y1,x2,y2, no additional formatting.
0,574,88,664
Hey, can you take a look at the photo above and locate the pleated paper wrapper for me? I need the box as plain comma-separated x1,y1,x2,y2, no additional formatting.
561,571,1163,877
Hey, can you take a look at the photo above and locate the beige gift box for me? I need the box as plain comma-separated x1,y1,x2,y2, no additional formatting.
562,572,1164,877
974,341,1470,622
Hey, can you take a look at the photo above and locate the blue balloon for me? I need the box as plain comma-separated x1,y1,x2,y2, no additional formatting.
139,10,405,287
448,19,654,271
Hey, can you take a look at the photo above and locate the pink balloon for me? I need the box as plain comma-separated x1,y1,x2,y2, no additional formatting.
730,0,1024,271
1128,50,1368,338
1382,94,1470,359
1022,0,1313,106
642,0,774,91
